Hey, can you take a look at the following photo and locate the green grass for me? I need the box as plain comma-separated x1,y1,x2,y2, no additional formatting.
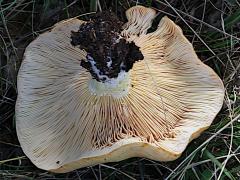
1,0,240,179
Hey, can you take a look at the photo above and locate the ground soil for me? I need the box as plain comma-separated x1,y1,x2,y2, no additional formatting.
71,11,143,82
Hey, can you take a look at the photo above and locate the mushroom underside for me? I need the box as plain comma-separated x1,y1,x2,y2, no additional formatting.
16,6,224,173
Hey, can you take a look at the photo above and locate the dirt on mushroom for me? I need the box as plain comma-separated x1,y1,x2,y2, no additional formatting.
71,11,144,82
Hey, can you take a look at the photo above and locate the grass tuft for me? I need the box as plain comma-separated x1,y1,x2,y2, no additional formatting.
0,0,240,179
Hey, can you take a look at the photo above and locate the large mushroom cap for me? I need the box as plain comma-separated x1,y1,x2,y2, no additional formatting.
16,6,224,173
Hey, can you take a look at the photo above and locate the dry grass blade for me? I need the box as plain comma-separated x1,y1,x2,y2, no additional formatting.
216,92,235,180
0,156,26,164
100,164,136,180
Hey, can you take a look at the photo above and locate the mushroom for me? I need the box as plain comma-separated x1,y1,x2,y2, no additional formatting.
16,6,224,173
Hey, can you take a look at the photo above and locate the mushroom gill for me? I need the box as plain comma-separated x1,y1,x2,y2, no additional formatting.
16,6,224,173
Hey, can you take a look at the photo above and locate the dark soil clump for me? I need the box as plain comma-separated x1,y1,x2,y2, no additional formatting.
71,11,143,82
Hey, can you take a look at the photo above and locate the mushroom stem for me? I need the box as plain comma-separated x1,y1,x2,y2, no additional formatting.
88,71,130,98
